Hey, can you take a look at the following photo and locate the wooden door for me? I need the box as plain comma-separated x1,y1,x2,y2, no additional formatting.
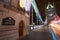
19,21,24,37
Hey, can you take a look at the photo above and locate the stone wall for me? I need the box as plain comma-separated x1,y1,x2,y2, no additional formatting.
0,4,29,40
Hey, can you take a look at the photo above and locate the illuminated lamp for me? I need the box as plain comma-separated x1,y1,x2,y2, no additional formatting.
19,0,26,8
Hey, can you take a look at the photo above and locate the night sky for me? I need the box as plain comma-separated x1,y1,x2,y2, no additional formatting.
36,0,60,17
32,0,60,25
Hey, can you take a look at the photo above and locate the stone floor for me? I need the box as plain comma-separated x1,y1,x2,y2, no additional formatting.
20,26,53,40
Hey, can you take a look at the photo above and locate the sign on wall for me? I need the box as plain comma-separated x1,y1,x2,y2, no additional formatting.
2,17,15,25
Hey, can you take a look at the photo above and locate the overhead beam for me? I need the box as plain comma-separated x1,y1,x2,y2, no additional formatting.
32,0,43,23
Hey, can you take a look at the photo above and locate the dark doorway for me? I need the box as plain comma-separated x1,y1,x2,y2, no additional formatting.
19,20,24,37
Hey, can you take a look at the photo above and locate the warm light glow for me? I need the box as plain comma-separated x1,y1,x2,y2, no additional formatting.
19,0,26,8
49,16,60,38
50,24,60,38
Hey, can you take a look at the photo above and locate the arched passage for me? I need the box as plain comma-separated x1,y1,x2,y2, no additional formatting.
19,20,25,37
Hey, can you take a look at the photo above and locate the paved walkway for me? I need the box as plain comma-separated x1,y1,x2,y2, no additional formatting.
20,26,53,40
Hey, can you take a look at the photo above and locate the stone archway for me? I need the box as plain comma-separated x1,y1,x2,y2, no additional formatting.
19,20,24,37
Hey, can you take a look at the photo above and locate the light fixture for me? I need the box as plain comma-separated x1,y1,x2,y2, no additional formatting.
19,0,26,8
